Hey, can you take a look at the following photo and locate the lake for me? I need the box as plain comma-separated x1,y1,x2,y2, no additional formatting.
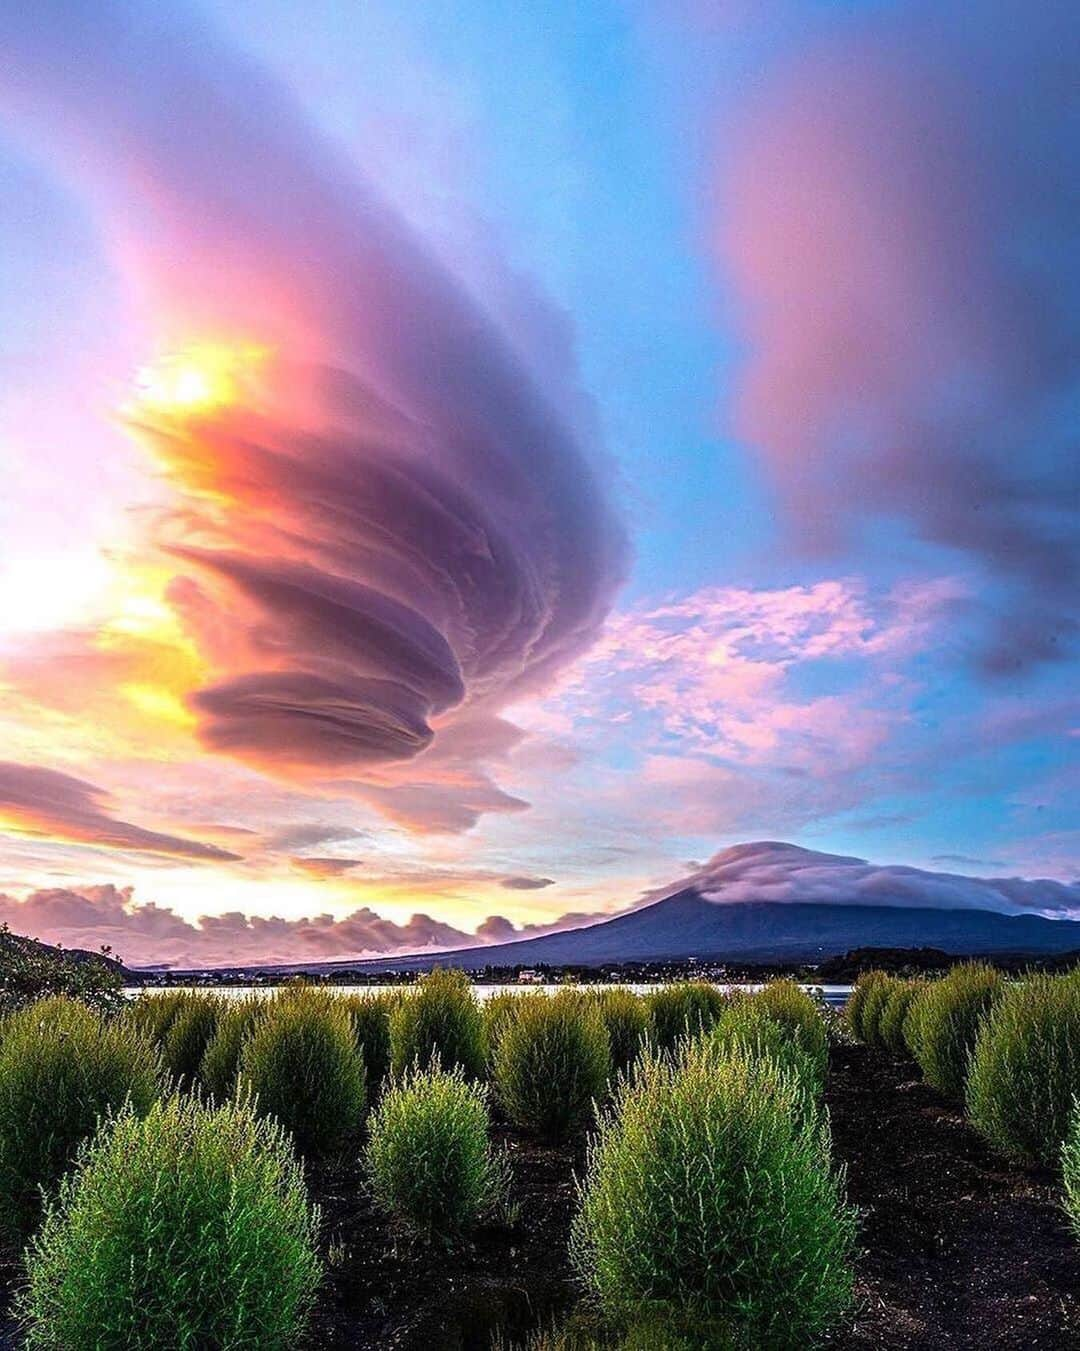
133,981,853,1007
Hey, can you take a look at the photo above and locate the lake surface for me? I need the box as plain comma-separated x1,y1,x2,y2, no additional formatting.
133,982,853,1007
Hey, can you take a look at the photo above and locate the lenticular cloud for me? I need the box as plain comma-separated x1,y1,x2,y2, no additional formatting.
0,0,625,802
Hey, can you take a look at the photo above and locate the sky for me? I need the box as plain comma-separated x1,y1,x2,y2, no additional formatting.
0,0,1077,967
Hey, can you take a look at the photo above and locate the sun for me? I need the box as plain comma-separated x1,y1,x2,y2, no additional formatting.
133,341,269,415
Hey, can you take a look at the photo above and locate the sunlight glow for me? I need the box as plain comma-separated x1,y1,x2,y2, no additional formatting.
134,342,269,416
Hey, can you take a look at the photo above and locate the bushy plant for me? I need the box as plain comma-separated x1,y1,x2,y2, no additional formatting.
341,992,394,1095
483,990,526,1063
199,995,266,1099
0,998,159,1238
390,968,486,1080
966,974,1080,1165
1063,1103,1080,1241
0,925,125,1019
160,993,221,1085
907,963,1003,1100
124,989,187,1041
239,990,365,1157
644,982,727,1053
590,988,647,1076
571,1041,855,1347
754,980,829,1086
18,1095,321,1350
493,992,611,1139
877,980,922,1053
366,1064,505,1240
706,1000,822,1114
844,970,887,1042
859,976,899,1049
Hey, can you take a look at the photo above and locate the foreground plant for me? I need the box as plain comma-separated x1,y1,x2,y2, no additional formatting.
366,1063,506,1241
1063,1103,1080,1241
754,980,829,1088
705,1000,822,1117
0,998,159,1239
907,963,1003,1100
571,1041,855,1347
493,992,610,1139
966,974,1080,1165
19,1095,321,1350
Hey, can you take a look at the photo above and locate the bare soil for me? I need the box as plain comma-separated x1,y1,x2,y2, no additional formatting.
827,1041,1080,1349
2,1047,1078,1348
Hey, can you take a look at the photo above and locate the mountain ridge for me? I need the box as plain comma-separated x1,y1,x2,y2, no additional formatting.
168,890,1080,976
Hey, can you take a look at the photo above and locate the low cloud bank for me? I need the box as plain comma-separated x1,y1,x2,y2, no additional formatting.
660,842,1080,917
0,883,587,970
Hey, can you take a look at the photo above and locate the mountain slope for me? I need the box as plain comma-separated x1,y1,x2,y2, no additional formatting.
263,890,1080,974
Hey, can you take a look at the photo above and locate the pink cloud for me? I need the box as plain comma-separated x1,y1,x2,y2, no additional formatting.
0,881,590,970
0,762,239,863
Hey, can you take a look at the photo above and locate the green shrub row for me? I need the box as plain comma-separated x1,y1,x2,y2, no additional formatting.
3,976,836,1348
849,963,1080,1191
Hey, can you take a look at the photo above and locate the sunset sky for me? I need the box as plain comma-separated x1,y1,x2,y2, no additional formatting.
1,0,1077,966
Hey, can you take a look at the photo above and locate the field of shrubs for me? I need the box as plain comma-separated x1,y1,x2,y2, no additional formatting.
0,964,1078,1347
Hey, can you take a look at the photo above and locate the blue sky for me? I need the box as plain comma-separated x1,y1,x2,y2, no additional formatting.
0,0,1076,965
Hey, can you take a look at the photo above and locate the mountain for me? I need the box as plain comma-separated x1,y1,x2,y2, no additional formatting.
249,890,1080,975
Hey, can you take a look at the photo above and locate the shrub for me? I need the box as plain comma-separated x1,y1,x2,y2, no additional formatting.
859,976,899,1049
493,992,611,1139
844,970,887,1042
239,990,365,1157
339,993,394,1096
0,998,159,1238
200,995,266,1100
1063,1103,1080,1241
706,1001,822,1116
907,963,1003,1099
124,989,187,1039
483,990,526,1064
754,980,829,1087
0,925,125,1019
571,1041,855,1347
390,969,486,1080
876,980,921,1054
966,974,1080,1165
590,989,647,1076
644,982,728,1053
366,1064,505,1240
19,1095,321,1350
160,994,221,1085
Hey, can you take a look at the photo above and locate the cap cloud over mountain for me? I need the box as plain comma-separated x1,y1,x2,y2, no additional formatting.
655,842,1080,918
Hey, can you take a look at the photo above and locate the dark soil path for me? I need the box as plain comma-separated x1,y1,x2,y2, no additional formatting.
828,1040,1080,1349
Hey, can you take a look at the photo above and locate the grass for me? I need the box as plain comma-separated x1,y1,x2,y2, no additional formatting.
366,1063,506,1241
571,1039,855,1347
492,991,611,1139
18,1095,321,1350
